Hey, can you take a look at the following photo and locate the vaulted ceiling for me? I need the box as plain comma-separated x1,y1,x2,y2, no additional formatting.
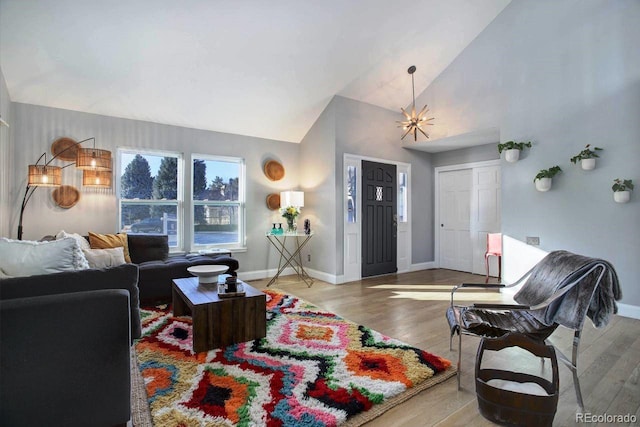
0,0,510,143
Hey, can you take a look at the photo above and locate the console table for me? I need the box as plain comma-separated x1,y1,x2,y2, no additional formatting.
265,232,314,287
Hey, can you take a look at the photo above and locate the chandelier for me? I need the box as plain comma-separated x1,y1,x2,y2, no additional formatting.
397,65,434,141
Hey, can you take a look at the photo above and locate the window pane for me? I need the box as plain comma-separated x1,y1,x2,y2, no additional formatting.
193,159,240,202
194,203,240,245
398,172,408,223
193,155,244,248
120,203,178,247
347,166,357,223
120,153,178,200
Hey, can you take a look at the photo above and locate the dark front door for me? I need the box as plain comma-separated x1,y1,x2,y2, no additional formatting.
362,160,397,277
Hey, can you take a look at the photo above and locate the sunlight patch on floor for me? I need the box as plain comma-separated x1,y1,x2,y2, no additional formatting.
369,284,458,290
387,291,509,302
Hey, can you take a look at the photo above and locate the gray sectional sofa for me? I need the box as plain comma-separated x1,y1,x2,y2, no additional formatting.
0,263,140,427
125,234,239,302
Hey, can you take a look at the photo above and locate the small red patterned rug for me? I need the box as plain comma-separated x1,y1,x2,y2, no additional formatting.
134,289,454,426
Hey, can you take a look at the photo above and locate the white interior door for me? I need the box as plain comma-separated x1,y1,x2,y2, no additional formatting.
471,166,502,276
436,161,501,275
439,169,472,272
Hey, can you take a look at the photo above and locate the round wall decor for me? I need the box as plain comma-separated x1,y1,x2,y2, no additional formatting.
52,185,81,209
266,193,281,210
264,160,285,181
51,137,79,161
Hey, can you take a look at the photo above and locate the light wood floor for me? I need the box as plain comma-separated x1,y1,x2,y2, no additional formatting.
247,269,640,427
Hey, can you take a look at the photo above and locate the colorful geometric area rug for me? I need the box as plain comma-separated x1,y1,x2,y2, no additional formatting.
133,289,455,426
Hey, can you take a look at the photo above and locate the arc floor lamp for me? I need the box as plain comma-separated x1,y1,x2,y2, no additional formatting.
17,137,112,240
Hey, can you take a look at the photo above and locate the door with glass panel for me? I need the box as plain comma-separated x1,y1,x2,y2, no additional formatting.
361,160,397,277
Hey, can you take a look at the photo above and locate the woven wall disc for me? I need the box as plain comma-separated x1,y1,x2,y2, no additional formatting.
266,193,281,210
264,160,285,181
52,185,80,209
51,137,79,161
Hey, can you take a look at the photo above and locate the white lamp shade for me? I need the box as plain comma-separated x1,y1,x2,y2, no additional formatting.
280,191,304,207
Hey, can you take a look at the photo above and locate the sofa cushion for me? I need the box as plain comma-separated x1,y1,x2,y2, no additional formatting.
0,263,142,340
83,247,127,268
56,230,91,250
0,237,90,277
89,232,131,263
136,255,239,301
127,234,169,264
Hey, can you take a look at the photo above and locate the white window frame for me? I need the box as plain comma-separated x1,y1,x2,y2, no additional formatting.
117,148,184,252
190,154,246,250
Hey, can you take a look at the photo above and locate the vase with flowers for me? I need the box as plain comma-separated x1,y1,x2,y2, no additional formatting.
281,205,301,233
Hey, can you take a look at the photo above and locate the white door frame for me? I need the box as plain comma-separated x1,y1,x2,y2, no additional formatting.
343,153,412,283
434,159,500,268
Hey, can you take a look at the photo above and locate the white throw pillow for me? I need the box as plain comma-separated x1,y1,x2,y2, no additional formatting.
56,230,91,250
0,237,90,277
55,230,91,270
82,247,126,269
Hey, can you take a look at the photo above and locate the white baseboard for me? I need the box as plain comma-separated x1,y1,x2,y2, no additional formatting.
410,261,436,272
237,267,295,282
237,267,340,285
617,303,640,320
305,268,340,285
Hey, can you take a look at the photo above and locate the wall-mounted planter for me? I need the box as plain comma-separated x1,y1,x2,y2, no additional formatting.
614,191,630,203
580,158,596,170
498,141,532,163
504,149,520,163
570,145,602,170
535,177,552,192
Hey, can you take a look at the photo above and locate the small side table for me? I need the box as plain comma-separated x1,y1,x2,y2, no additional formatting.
265,232,314,287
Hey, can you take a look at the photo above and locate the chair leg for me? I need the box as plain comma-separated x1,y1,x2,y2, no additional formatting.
497,255,502,281
457,329,462,390
485,254,490,283
572,330,585,413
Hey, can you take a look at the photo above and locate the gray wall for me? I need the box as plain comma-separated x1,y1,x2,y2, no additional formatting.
299,98,337,276
6,102,301,275
0,68,11,238
334,96,434,272
418,0,640,307
431,143,499,168
299,95,437,278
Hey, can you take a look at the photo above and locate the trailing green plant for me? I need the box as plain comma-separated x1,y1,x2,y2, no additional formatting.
534,166,562,182
497,140,532,154
570,144,602,164
612,179,634,192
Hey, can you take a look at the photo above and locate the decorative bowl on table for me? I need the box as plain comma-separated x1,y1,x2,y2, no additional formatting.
187,265,229,284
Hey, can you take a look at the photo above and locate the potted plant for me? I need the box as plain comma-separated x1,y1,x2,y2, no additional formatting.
612,178,633,203
534,166,562,192
570,144,603,170
497,141,532,163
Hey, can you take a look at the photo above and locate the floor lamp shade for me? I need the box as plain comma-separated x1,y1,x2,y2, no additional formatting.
83,169,112,187
28,165,62,186
280,191,304,207
76,148,112,170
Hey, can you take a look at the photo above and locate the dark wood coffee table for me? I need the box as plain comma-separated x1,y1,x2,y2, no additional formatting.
171,277,267,353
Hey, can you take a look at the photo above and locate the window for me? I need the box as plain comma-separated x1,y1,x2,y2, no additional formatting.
118,150,182,249
398,172,408,223
347,165,357,223
192,155,245,248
